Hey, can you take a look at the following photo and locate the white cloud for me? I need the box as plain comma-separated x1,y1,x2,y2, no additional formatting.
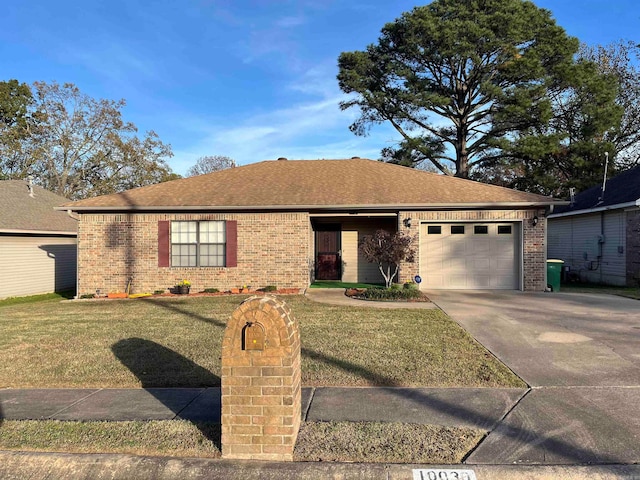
275,15,307,28
170,84,401,175
62,43,159,85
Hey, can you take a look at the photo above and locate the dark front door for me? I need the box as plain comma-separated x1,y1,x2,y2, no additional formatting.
316,230,341,280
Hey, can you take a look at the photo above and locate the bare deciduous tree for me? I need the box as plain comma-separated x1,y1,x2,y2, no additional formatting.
0,81,176,199
186,155,235,177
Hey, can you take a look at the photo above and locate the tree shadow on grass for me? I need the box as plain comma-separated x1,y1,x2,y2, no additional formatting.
112,338,221,449
112,338,219,388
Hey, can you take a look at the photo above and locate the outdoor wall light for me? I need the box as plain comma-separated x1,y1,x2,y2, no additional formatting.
531,216,539,226
403,217,412,228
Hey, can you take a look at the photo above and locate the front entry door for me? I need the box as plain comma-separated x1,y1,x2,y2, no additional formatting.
316,230,341,280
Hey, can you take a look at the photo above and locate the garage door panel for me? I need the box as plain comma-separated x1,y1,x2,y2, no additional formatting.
420,223,519,290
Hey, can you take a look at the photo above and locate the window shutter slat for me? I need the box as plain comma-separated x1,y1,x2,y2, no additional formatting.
158,221,170,267
226,220,237,267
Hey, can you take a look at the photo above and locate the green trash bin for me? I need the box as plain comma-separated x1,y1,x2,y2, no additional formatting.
547,259,564,292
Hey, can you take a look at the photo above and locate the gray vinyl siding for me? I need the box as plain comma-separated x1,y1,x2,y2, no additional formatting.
548,211,626,286
0,235,77,299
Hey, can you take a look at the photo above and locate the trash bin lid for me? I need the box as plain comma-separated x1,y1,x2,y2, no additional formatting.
547,259,564,264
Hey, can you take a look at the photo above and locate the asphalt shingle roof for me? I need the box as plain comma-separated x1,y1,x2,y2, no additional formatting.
553,166,640,214
63,158,558,211
0,180,77,233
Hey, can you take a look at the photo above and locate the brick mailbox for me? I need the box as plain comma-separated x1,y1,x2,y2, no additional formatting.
221,295,301,461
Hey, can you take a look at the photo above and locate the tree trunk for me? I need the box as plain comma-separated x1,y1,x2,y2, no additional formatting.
455,122,469,178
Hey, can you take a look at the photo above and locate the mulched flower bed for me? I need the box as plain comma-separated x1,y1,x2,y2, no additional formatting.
344,288,431,302
148,288,302,298
84,288,303,301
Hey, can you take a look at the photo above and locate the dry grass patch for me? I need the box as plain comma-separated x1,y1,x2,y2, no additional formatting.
0,295,523,388
295,421,484,463
0,420,484,464
0,420,220,458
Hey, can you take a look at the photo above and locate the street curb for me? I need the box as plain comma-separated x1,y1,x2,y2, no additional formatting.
1,451,639,480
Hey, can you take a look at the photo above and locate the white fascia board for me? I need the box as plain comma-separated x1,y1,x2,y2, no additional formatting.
547,200,640,219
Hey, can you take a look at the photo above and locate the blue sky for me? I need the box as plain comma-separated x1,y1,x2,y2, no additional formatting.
2,1,638,175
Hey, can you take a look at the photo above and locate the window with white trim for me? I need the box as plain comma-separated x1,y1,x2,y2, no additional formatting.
171,221,226,267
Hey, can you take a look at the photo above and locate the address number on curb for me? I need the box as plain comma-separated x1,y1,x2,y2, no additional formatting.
413,469,477,480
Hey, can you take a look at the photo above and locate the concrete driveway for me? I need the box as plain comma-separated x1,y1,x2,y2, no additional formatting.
428,290,640,387
428,290,640,465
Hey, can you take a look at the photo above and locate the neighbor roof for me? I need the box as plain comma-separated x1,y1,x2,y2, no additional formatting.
0,180,77,234
552,165,640,216
61,158,559,212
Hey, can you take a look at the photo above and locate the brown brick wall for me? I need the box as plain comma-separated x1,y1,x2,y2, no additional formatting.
77,212,311,295
397,209,547,291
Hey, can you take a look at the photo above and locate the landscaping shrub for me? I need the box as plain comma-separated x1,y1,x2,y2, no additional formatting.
262,285,277,292
153,289,166,295
203,288,219,293
358,287,423,300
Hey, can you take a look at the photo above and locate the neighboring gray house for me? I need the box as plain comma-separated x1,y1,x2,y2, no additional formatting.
0,180,78,299
547,166,640,286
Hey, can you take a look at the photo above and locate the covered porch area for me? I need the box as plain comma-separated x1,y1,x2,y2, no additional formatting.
310,213,398,284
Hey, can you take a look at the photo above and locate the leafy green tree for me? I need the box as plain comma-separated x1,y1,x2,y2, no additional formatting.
0,81,176,199
477,60,622,196
338,0,583,178
579,40,640,169
0,80,38,179
0,80,34,133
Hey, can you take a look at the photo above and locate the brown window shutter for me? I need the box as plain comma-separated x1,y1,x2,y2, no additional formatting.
226,220,237,267
158,221,170,267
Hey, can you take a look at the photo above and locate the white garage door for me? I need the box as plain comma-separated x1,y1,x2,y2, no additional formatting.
419,223,520,289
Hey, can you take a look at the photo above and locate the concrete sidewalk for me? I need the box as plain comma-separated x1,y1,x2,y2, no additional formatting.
0,386,523,430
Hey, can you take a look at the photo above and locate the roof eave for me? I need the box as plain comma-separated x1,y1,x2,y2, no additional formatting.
0,228,77,236
58,200,563,213
547,199,640,219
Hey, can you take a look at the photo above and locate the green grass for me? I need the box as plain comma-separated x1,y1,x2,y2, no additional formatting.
0,295,524,388
309,280,384,289
0,420,484,464
561,283,640,300
0,290,75,307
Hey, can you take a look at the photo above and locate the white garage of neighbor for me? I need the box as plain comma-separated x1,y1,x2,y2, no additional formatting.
419,222,521,289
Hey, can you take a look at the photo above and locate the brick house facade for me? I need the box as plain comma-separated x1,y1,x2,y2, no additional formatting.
63,159,561,295
78,212,311,295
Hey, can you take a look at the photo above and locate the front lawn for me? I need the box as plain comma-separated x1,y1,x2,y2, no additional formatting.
0,295,523,388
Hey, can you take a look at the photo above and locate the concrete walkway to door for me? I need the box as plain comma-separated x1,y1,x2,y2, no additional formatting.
427,290,640,465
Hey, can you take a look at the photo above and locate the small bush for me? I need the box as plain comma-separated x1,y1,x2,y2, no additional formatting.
203,288,219,293
403,282,419,291
390,283,402,291
359,287,422,301
153,289,166,295
262,285,277,292
79,293,95,299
